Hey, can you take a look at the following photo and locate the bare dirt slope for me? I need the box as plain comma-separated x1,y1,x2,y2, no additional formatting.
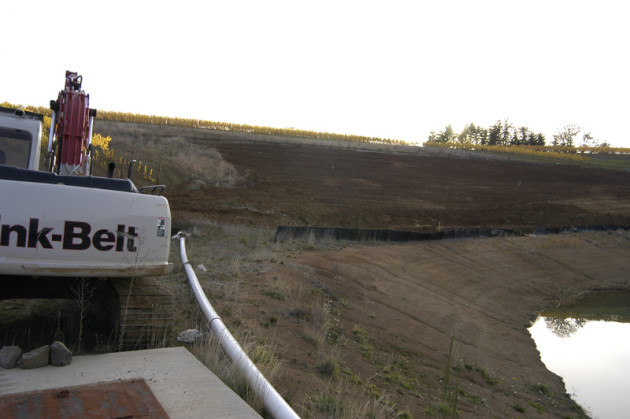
170,141,630,231
93,121,630,417
95,119,630,233
196,229,630,418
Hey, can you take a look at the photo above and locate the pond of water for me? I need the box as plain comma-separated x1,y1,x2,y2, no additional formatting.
528,291,630,419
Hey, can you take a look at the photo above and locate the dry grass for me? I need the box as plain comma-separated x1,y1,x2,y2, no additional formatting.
92,122,242,187
168,219,409,417
187,328,281,414
164,139,240,188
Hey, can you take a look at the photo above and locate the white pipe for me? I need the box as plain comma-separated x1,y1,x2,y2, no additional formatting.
173,232,300,419
86,115,95,175
87,115,94,146
48,110,56,153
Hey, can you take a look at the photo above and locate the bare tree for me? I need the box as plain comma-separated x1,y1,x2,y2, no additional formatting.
553,123,581,147
580,131,602,147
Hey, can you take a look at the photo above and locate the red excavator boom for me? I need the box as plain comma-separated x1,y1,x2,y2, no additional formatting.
48,71,97,175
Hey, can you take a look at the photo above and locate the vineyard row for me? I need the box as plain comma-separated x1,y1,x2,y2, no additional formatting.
1,102,408,146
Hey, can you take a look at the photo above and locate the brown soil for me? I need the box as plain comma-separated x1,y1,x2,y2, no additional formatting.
164,140,630,232
94,120,630,233
94,121,630,417
244,232,630,418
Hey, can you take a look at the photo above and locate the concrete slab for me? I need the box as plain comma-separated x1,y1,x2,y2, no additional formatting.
0,347,261,418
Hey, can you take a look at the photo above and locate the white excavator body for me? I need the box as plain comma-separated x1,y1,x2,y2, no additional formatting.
0,72,171,280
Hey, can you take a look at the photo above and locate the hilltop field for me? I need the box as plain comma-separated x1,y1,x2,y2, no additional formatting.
95,120,630,418
95,120,630,232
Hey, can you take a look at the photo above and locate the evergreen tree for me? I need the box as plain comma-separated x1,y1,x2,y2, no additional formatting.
501,119,513,145
488,121,502,145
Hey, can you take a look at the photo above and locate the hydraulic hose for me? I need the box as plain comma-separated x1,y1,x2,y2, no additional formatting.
173,232,300,419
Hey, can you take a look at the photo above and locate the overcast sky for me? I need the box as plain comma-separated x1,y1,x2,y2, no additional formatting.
2,1,628,146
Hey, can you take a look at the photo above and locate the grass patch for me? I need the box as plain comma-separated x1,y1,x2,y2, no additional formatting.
188,331,279,415
475,365,500,386
530,382,550,395
381,361,419,392
513,403,526,413
262,289,286,301
312,395,344,417
528,400,545,414
427,336,461,418
316,359,341,378
352,325,373,358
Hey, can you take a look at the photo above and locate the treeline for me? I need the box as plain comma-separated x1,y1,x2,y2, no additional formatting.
427,120,546,146
0,102,408,146
425,119,630,156
423,141,590,161
424,140,630,157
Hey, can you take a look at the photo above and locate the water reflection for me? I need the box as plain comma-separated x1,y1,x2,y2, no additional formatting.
529,291,630,419
544,317,586,338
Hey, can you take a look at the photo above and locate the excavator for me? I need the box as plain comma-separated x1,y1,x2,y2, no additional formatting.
0,71,172,350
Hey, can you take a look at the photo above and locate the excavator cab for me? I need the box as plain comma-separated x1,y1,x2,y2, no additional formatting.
0,107,42,169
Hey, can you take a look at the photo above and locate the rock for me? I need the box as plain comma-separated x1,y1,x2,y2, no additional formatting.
49,341,72,366
0,346,22,369
19,345,50,369
177,328,203,343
